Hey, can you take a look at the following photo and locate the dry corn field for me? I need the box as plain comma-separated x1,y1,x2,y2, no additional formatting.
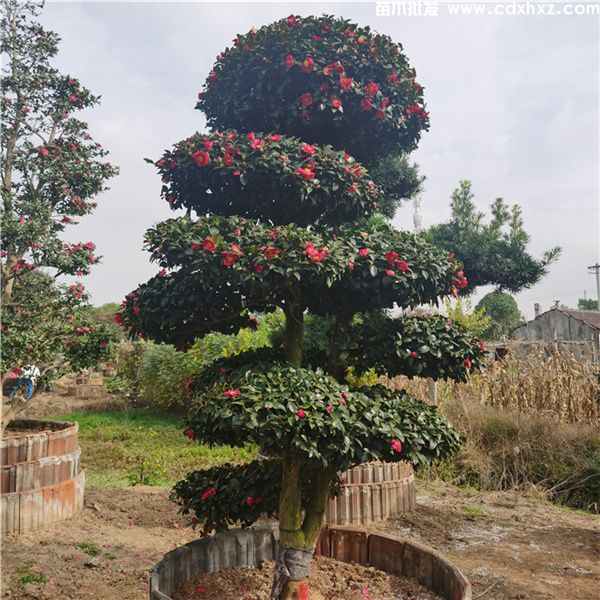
383,348,600,426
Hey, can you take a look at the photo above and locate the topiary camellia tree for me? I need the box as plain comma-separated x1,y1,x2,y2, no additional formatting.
118,15,484,599
1,0,118,431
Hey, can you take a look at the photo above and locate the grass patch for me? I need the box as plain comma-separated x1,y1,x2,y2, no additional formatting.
51,409,255,488
461,505,486,517
14,563,47,585
75,541,101,556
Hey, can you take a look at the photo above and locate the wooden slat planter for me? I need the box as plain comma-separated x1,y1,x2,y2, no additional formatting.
149,524,471,600
326,461,416,526
1,419,85,534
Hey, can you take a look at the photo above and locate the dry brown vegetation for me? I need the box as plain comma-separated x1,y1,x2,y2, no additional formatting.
383,350,600,512
383,347,599,425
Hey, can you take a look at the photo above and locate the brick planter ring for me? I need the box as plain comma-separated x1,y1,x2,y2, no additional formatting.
326,461,416,525
149,524,471,600
1,419,85,534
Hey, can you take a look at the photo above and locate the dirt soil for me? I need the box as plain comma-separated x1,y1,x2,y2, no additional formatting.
378,481,600,600
2,481,598,599
173,555,442,600
18,376,130,417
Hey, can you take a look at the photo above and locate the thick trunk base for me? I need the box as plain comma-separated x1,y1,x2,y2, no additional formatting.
280,580,326,600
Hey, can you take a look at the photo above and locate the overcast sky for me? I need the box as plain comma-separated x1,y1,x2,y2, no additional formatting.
40,1,599,319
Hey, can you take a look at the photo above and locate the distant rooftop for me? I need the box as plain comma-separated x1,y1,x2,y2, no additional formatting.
556,308,600,331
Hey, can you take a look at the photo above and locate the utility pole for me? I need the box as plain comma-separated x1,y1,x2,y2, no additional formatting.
587,264,600,310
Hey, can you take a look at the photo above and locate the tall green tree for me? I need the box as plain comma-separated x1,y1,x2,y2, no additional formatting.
476,291,524,340
426,180,560,293
1,0,118,429
578,298,598,310
118,16,484,599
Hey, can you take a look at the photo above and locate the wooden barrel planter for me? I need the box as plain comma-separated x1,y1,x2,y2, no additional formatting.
326,461,416,526
149,524,471,600
1,419,85,534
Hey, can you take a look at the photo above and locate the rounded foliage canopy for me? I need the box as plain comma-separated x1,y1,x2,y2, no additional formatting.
197,15,429,163
157,130,379,226
117,215,464,346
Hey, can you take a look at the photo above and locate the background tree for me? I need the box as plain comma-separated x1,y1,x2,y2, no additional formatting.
578,298,598,310
444,297,492,338
476,291,524,340
426,180,561,293
0,0,118,428
118,15,484,599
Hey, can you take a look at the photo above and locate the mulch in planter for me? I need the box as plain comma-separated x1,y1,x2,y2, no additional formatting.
173,555,443,600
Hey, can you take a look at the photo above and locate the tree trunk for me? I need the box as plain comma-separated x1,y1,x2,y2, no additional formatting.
272,456,336,599
280,579,310,600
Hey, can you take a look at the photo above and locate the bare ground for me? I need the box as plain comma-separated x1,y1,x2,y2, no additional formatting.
1,481,598,599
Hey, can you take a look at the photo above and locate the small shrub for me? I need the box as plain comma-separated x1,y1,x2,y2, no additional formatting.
127,456,167,486
461,505,486,517
75,541,101,557
14,563,47,585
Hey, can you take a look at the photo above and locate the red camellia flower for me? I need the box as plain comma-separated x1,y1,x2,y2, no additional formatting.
385,269,395,276
347,182,357,194
410,351,417,358
452,287,459,297
480,340,486,352
299,93,313,107
222,154,234,166
385,250,399,264
158,269,167,277
326,405,333,414
388,72,398,83
360,98,372,111
202,237,217,251
283,54,295,69
296,166,315,180
323,61,344,75
358,248,369,257
201,487,217,501
301,143,316,155
223,389,241,398
339,77,353,91
457,277,468,289
268,134,282,142
406,104,429,119
183,428,195,440
245,497,255,506
191,243,202,251
287,14,297,26
250,138,264,150
203,140,214,150
365,82,379,96
192,151,210,167
464,358,472,369
396,260,409,272
341,391,349,401
253,263,264,274
347,261,355,270
376,109,386,120
391,439,403,453
331,98,342,109
301,56,314,73
262,246,279,261
297,408,305,418
222,252,240,266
